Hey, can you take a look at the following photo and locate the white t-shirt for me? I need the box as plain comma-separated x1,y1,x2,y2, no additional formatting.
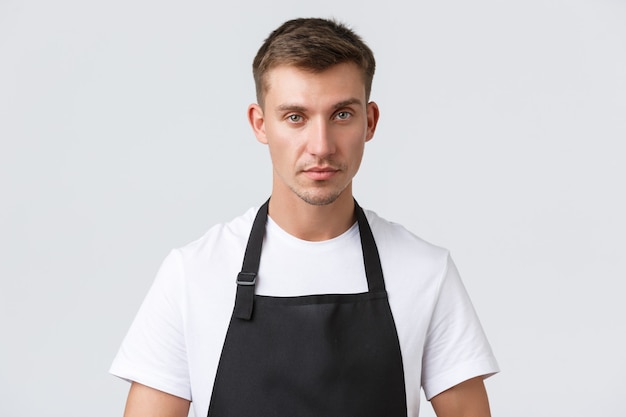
110,207,499,417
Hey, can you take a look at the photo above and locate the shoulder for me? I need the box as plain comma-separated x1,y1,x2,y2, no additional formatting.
362,208,453,300
363,208,449,265
154,207,260,287
174,207,258,261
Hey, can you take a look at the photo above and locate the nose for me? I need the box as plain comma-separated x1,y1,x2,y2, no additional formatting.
306,119,335,157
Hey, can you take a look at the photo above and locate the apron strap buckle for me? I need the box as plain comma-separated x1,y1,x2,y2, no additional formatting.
234,272,257,320
236,272,257,285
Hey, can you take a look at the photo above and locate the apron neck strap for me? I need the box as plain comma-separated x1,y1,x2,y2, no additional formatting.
354,200,386,293
233,199,269,320
233,198,385,320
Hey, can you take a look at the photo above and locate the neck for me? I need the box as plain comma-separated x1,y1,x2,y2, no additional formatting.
268,188,356,242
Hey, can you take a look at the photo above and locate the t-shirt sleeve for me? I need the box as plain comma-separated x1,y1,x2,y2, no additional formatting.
109,249,191,400
421,255,499,400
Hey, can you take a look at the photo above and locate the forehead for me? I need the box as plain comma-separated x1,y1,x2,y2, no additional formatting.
263,63,366,107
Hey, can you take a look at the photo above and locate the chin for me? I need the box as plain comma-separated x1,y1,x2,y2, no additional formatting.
294,188,345,206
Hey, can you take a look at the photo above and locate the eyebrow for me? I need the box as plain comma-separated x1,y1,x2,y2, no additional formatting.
275,98,363,113
276,104,307,112
333,98,363,109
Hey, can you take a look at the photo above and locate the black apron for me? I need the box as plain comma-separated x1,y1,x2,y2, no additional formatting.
208,200,407,417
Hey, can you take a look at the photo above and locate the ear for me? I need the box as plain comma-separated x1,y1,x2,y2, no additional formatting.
365,101,380,142
248,103,268,144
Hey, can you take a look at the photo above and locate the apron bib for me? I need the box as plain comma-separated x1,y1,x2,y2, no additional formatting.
208,200,407,417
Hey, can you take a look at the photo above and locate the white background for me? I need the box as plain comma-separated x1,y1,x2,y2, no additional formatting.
1,0,625,416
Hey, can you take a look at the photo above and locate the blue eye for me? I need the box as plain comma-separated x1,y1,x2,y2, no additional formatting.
288,114,303,123
336,111,351,120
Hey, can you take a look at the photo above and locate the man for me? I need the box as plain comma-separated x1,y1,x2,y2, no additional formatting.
111,18,499,417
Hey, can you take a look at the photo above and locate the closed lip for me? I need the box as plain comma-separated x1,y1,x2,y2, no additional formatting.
302,166,339,180
305,167,338,172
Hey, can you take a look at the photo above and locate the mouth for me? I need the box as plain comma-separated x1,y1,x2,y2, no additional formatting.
302,166,340,181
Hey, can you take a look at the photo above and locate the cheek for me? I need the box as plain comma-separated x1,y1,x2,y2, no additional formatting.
347,136,366,155
267,129,306,158
347,142,366,170
266,138,298,169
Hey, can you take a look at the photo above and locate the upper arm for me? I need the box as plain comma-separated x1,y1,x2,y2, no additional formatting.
111,250,192,402
123,382,190,417
422,256,499,399
430,376,492,417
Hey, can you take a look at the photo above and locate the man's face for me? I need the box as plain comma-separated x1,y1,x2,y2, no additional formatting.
248,62,379,206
